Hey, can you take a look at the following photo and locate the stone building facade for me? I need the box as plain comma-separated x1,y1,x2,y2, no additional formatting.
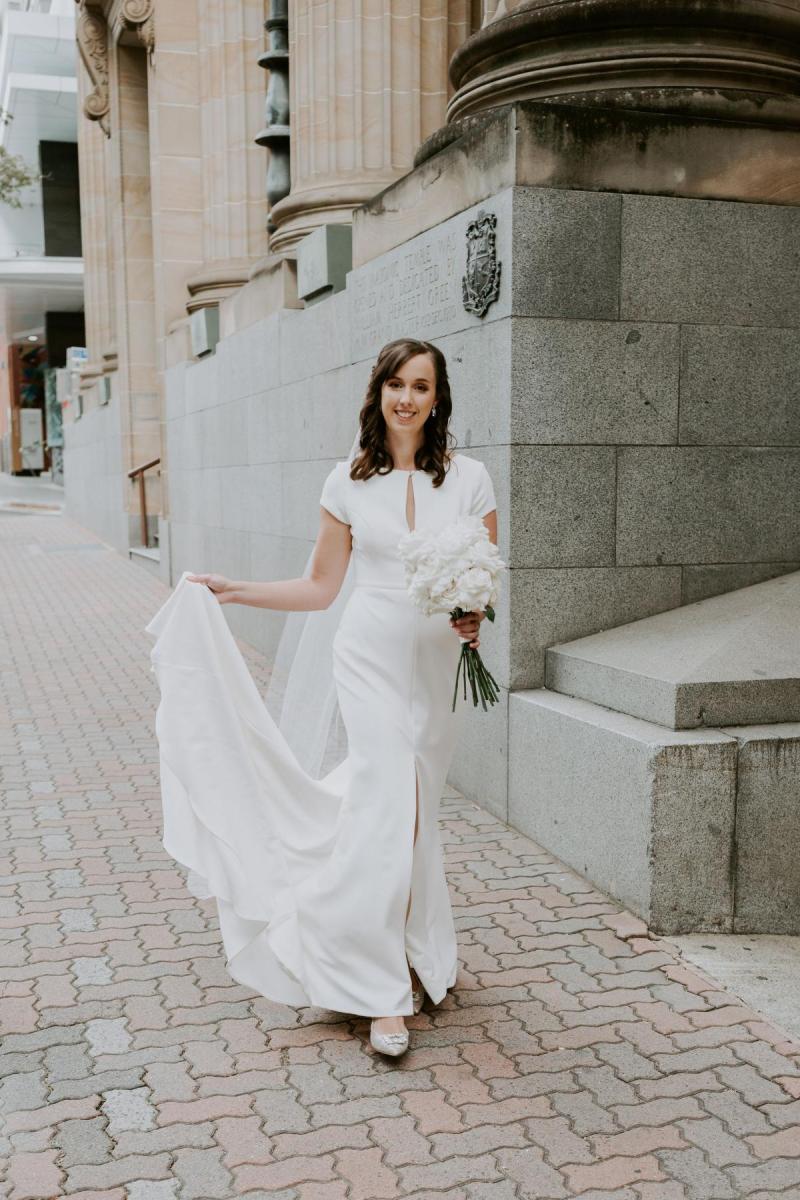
68,0,800,934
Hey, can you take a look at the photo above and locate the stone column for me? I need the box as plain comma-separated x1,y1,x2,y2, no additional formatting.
447,0,800,126
268,0,471,254
184,0,270,311
74,50,116,396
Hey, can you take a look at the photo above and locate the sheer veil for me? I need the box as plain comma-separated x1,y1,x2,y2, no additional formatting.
262,425,361,782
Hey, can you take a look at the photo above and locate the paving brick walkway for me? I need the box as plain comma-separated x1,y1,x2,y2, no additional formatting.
2,509,800,1200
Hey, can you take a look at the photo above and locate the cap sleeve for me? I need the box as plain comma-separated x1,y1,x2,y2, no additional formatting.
319,462,349,524
472,460,497,517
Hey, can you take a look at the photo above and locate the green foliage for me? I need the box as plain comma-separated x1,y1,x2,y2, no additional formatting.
0,145,40,208
0,107,42,208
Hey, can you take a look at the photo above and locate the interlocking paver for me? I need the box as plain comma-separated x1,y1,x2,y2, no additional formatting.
3,507,800,1197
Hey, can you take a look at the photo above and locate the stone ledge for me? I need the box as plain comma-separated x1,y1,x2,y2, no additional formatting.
545,569,800,729
509,688,800,935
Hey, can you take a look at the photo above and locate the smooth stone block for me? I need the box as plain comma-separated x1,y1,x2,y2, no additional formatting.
201,397,250,469
679,325,800,446
205,525,250,577
282,457,342,541
197,466,223,530
621,194,800,327
616,447,800,565
510,445,617,569
509,565,681,690
218,466,251,533
164,362,187,422
438,321,513,449
509,689,737,934
279,290,350,384
168,522,207,578
247,368,358,468
184,353,219,416
449,687,509,824
721,724,800,934
215,314,280,402
511,318,679,445
248,532,315,658
246,463,283,534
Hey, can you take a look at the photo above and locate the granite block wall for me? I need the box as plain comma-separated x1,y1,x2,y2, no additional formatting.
63,391,129,554
161,184,800,819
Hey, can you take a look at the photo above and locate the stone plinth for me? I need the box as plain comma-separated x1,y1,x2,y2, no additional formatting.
509,689,800,934
355,101,800,267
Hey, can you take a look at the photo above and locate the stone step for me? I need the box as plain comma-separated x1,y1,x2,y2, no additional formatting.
128,545,161,578
545,569,800,729
509,687,800,934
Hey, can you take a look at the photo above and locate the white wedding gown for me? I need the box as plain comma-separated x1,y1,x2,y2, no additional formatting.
146,451,497,1018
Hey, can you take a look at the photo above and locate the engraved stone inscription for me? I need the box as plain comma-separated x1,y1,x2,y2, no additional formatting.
350,229,461,359
349,194,510,361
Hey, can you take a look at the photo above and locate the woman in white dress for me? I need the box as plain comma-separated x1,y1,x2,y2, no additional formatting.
184,337,498,1056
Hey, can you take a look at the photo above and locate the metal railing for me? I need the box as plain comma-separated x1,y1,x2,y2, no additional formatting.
127,457,160,548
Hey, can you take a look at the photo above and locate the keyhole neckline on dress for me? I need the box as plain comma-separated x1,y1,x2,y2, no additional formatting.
405,472,416,533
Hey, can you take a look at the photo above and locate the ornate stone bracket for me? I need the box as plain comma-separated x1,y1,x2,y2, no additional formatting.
75,0,155,135
75,1,110,135
114,0,155,58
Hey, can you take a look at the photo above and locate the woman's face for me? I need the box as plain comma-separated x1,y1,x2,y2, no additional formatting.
380,352,437,439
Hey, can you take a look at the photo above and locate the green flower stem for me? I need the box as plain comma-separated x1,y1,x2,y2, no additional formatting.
450,605,501,711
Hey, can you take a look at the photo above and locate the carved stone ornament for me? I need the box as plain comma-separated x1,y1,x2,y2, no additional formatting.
462,210,501,318
75,1,110,135
117,0,155,55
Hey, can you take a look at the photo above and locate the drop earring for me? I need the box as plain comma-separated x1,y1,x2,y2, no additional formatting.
430,406,437,418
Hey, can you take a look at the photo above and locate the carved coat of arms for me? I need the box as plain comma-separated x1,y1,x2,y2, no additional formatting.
462,210,501,317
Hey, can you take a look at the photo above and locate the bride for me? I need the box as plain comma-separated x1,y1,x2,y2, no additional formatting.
171,336,498,1057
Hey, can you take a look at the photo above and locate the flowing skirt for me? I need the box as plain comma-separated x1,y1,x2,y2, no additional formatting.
146,574,464,1018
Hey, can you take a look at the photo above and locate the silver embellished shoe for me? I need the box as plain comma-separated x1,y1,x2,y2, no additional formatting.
411,985,424,1015
370,1020,409,1057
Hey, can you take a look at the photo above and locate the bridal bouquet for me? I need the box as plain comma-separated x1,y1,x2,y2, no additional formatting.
397,515,506,711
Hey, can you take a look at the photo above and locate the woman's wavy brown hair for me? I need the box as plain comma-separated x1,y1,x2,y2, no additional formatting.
349,338,456,488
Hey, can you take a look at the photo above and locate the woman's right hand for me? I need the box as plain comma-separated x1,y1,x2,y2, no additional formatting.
186,573,236,604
